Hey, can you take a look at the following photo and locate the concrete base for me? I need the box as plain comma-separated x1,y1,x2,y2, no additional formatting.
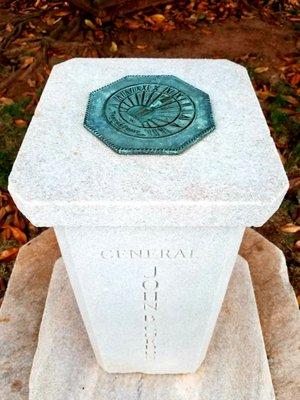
0,228,299,400
29,254,275,400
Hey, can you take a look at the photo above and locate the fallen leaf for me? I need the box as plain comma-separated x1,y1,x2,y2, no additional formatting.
14,119,27,128
150,14,165,23
0,247,19,262
289,177,300,191
27,78,36,88
53,10,70,17
295,240,300,251
6,23,13,33
85,19,96,30
94,30,104,40
278,108,296,115
9,226,27,244
290,73,300,86
282,95,298,106
20,56,35,69
13,211,26,230
254,67,269,73
127,20,141,29
1,227,11,240
4,203,15,213
109,41,118,52
0,207,6,221
136,44,148,50
280,223,300,234
0,97,14,105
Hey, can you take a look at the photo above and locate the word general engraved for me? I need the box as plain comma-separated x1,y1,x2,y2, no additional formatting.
143,266,159,360
104,83,195,138
100,248,195,260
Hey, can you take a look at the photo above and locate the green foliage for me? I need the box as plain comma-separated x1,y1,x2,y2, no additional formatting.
0,98,32,188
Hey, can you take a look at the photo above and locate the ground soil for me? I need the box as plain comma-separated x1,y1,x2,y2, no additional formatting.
0,1,299,302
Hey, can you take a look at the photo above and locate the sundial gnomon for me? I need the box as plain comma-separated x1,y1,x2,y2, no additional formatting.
104,83,195,139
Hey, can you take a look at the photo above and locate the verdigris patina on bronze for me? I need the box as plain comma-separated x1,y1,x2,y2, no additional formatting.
84,75,215,155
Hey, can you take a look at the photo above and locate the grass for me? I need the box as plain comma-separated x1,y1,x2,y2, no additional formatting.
0,98,32,188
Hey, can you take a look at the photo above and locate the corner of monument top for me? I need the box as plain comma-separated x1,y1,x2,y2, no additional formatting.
8,58,288,227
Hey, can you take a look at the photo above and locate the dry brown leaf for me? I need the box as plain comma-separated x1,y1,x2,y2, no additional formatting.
6,23,13,33
85,19,96,30
0,247,19,262
0,97,14,106
295,240,300,251
53,10,70,17
9,226,27,244
282,95,298,106
290,73,300,86
109,41,118,52
280,223,300,234
127,20,141,29
27,79,36,88
150,14,165,23
13,211,26,230
254,67,269,73
4,203,15,213
1,227,11,240
0,207,6,221
278,108,296,115
289,177,300,191
14,119,27,128
21,56,35,69
136,44,148,50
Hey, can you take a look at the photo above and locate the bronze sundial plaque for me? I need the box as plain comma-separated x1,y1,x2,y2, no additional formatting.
84,75,215,155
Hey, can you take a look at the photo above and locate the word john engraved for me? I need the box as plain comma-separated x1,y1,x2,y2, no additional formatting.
143,266,159,360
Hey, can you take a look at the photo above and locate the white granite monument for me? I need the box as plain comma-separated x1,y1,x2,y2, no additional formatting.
8,58,288,374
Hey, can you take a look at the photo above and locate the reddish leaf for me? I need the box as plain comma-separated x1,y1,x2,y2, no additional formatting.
9,227,27,244
0,247,19,262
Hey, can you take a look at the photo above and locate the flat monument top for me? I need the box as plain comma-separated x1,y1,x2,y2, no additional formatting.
9,58,288,227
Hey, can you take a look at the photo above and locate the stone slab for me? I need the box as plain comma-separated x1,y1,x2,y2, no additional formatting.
1,228,298,399
55,225,244,373
240,229,300,400
9,58,288,227
0,229,60,400
29,255,275,400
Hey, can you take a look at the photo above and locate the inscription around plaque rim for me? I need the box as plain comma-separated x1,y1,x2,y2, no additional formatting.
84,75,215,155
104,83,196,139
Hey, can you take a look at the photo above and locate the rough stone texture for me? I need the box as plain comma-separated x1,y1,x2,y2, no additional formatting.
240,228,300,400
0,229,60,400
55,225,244,373
9,58,288,227
29,255,275,400
1,228,298,399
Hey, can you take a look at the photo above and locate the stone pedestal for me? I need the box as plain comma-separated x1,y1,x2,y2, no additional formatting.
29,255,275,400
8,58,288,373
0,228,299,399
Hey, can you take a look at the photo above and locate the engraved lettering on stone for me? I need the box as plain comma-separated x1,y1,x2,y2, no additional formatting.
143,266,158,360
99,249,195,260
